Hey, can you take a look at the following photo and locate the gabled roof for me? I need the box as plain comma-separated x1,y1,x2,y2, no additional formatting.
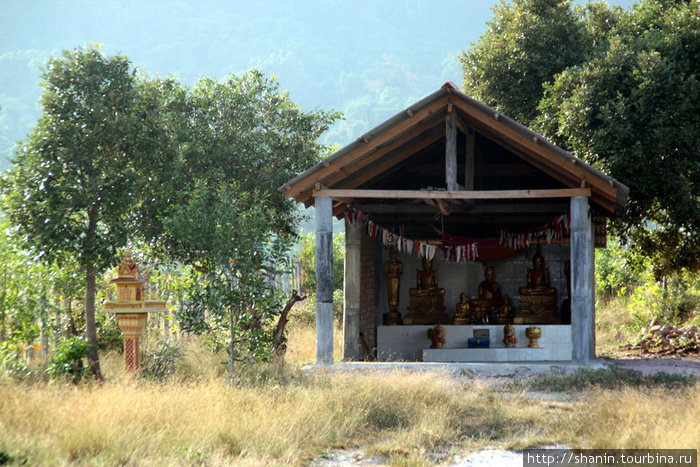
281,82,628,235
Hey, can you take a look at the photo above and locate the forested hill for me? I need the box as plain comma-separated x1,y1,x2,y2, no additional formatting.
0,0,633,171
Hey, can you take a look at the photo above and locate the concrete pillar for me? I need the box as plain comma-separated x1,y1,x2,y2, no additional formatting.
315,196,334,364
343,218,361,360
570,196,595,363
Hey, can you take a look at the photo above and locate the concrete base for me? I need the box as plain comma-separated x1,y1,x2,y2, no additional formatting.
423,347,566,362
378,324,572,362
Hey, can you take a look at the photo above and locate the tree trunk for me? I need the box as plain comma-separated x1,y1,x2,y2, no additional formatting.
85,259,103,380
271,290,306,360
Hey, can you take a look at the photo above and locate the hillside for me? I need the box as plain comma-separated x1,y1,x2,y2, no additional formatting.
0,0,634,170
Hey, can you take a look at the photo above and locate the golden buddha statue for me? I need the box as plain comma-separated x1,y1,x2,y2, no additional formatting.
478,266,502,305
516,252,560,324
403,257,449,325
469,266,512,324
383,247,403,325
453,292,471,325
519,253,556,295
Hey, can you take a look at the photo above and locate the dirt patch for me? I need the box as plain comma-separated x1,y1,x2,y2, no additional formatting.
607,355,700,377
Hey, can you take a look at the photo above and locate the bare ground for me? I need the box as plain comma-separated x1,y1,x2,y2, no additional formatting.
607,354,700,377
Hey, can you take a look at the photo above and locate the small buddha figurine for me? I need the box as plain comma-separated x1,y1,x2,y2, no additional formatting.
404,257,449,324
453,293,471,325
519,253,556,296
501,295,514,322
383,247,403,325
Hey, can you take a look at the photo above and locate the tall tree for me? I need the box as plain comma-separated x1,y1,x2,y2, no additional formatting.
0,46,158,378
139,72,339,374
136,71,339,256
460,0,591,125
461,0,699,272
537,0,699,272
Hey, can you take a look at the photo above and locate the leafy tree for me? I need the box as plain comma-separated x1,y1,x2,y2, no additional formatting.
137,71,340,256
0,46,162,378
163,182,289,377
461,0,699,272
537,0,700,272
299,232,345,293
0,212,68,349
460,0,590,124
135,72,339,374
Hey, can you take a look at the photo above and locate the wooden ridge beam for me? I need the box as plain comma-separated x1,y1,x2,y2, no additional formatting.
315,188,591,200
350,200,569,215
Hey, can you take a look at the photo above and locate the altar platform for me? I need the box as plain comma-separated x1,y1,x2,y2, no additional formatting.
378,325,572,362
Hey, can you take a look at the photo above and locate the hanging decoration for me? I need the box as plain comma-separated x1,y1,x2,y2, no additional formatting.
346,207,480,262
345,208,570,263
498,214,570,251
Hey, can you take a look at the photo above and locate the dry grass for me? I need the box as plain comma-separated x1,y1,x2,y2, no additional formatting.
285,324,343,365
574,386,700,449
596,298,638,357
1,324,698,465
0,369,565,466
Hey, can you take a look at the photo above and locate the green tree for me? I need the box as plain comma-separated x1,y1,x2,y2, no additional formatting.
138,72,339,375
461,0,699,272
0,46,161,378
460,0,590,125
537,0,700,272
137,71,340,255
163,182,289,377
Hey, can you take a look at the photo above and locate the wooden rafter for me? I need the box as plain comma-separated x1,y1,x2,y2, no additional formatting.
452,100,617,203
294,111,447,202
336,128,445,190
284,96,450,200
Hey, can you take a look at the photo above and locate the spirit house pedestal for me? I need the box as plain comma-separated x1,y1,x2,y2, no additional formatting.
104,254,166,371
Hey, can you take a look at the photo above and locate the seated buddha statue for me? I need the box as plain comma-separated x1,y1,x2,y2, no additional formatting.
470,266,512,324
403,258,449,324
516,252,560,324
452,292,471,325
478,266,502,306
519,253,556,295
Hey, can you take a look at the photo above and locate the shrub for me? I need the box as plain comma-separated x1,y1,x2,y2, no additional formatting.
139,339,185,382
96,313,123,352
47,336,90,383
0,341,32,380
